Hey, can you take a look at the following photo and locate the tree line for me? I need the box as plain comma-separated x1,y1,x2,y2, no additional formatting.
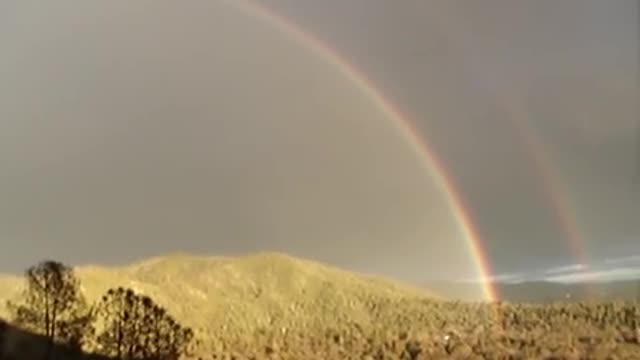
4,260,194,360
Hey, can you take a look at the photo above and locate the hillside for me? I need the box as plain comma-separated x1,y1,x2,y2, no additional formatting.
0,252,438,350
3,254,640,358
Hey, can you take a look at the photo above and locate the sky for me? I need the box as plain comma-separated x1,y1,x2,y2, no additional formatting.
1,0,639,290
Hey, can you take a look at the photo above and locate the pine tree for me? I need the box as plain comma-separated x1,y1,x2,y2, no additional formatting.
96,287,193,360
6,260,93,357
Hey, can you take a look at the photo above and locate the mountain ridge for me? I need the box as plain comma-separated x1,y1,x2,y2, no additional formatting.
0,252,440,350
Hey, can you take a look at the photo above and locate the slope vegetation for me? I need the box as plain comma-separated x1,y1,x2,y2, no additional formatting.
0,252,437,348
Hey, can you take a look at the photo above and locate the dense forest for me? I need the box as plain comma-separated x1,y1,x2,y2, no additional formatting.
1,260,639,360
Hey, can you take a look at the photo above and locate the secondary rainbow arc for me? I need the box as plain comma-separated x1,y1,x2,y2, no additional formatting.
226,0,498,301
421,2,589,270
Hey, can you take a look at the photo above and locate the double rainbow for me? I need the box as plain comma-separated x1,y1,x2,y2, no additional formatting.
224,0,594,301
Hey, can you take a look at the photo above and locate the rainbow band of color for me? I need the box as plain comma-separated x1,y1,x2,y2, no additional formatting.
227,0,498,301
421,1,589,271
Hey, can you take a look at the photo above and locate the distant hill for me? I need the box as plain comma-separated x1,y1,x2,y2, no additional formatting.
0,252,438,351
424,279,640,303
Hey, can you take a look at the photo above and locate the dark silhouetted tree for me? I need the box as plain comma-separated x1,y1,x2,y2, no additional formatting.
96,287,193,360
6,260,94,357
57,301,97,350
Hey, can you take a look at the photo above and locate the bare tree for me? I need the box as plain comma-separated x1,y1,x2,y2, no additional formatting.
96,287,193,360
6,260,93,358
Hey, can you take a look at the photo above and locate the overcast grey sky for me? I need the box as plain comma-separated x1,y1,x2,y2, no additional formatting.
1,0,638,287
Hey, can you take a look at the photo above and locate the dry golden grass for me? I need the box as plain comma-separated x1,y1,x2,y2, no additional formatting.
0,252,439,352
2,254,640,359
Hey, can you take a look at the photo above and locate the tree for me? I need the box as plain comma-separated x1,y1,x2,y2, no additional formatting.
140,302,195,360
6,260,93,357
96,287,193,360
56,300,97,350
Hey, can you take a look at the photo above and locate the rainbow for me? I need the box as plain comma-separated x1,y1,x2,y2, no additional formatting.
500,96,589,268
226,0,499,301
421,1,590,270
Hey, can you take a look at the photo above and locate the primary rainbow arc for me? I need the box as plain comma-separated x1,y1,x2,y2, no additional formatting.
228,0,498,301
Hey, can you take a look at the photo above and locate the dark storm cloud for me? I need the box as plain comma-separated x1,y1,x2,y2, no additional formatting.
0,0,484,288
1,0,638,288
